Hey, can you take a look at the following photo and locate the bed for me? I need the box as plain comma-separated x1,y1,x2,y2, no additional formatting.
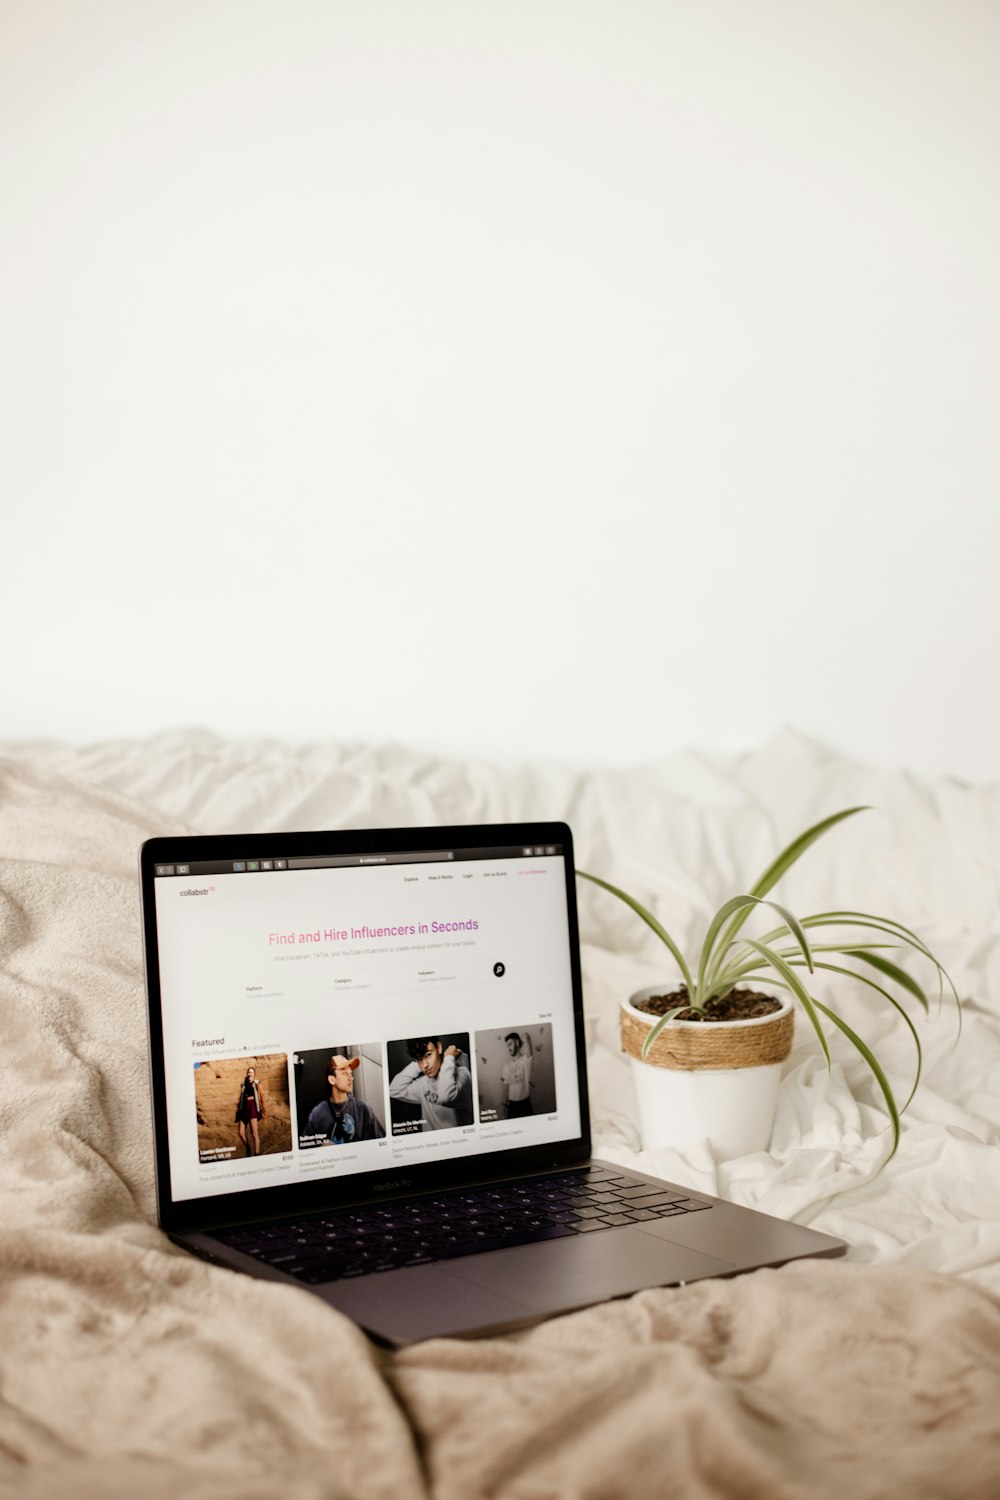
1,727,998,1499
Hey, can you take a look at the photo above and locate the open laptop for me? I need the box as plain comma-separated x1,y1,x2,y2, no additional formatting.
139,820,845,1346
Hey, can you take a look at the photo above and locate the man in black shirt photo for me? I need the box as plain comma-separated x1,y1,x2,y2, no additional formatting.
305,1053,385,1145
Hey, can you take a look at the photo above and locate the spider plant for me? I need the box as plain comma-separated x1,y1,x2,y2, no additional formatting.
579,807,959,1158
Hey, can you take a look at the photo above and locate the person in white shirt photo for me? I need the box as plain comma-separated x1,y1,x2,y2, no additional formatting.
389,1036,473,1131
500,1031,534,1119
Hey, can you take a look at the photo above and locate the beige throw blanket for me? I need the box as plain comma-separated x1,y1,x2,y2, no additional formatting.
1,756,998,1499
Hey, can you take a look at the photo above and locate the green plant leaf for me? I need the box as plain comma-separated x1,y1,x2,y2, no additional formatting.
714,807,870,957
708,942,902,999
849,951,931,1016
810,997,902,1160
758,913,959,1015
698,895,814,1005
640,1003,697,1059
784,959,922,1110
731,969,902,1158
844,916,961,1036
576,871,695,995
808,912,956,1000
795,942,903,952
741,938,831,1066
749,809,872,900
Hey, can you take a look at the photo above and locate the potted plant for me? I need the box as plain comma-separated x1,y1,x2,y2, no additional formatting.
579,807,959,1161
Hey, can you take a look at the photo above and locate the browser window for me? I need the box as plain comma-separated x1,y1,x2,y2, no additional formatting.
153,848,580,1203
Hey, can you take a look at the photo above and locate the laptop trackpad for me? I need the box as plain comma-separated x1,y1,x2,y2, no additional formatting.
440,1227,735,1312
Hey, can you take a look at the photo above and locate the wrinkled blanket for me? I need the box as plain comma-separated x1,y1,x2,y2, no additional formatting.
2,733,999,1499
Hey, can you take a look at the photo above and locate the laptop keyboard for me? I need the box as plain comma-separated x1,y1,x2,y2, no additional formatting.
210,1168,712,1285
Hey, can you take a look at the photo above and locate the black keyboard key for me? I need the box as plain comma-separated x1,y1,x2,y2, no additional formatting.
625,1189,687,1205
631,1194,690,1211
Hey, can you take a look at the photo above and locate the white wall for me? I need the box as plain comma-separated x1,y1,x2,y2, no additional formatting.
2,2,998,779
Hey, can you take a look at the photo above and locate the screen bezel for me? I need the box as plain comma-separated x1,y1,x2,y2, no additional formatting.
139,820,591,1233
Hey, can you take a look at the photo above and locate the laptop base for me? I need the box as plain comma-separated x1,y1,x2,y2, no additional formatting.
176,1159,845,1347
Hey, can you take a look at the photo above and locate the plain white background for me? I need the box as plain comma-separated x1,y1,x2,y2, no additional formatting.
2,1,997,779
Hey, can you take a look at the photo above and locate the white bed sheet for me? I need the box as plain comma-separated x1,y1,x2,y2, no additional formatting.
9,725,998,1293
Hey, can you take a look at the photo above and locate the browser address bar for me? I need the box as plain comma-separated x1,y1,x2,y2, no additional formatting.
287,851,456,869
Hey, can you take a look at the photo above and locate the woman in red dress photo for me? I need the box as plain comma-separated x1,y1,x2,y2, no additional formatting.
235,1066,266,1155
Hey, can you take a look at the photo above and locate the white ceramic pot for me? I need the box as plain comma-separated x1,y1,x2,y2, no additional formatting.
622,986,795,1159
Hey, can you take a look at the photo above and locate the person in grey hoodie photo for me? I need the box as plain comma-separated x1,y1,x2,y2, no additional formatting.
389,1036,473,1130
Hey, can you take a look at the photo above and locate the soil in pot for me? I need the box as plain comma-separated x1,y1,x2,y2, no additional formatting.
634,987,783,1022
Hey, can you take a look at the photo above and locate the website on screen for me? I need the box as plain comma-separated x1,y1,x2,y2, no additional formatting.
154,851,580,1203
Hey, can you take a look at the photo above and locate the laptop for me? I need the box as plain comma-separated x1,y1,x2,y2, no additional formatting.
139,820,845,1346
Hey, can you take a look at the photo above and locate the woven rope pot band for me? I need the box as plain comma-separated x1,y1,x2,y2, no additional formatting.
621,994,795,1071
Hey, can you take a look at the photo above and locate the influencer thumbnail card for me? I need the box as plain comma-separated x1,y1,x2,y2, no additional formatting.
387,1033,473,1134
475,1024,556,1123
293,1044,386,1147
194,1052,292,1164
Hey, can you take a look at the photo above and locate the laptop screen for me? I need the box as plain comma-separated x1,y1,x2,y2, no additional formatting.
150,836,583,1206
